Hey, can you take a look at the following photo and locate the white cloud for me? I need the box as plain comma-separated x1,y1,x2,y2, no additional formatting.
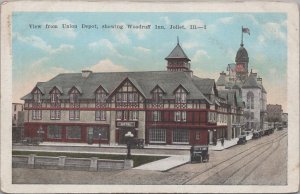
193,69,220,80
182,41,200,50
88,38,137,61
13,58,72,103
160,16,171,25
243,14,259,26
88,38,116,52
218,17,234,24
43,19,77,38
192,49,210,62
14,33,74,54
89,59,128,72
263,22,286,41
134,46,151,53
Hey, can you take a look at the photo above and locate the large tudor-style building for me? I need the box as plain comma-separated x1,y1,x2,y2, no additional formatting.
21,40,245,145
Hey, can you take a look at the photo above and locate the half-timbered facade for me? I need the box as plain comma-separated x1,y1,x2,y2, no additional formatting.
21,41,240,145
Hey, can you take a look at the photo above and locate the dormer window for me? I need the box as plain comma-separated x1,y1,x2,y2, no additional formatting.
175,88,187,103
96,89,107,103
50,89,60,103
33,89,42,103
50,87,61,120
69,88,80,120
70,89,79,103
152,87,163,103
32,88,42,120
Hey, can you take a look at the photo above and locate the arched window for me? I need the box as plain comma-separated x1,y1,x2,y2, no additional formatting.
247,91,254,109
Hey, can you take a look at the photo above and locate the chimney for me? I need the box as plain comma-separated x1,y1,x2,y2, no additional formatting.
184,70,193,78
220,71,226,76
82,70,92,78
250,69,257,78
257,77,262,85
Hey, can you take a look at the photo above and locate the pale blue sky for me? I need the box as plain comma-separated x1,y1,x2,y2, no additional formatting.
12,12,287,111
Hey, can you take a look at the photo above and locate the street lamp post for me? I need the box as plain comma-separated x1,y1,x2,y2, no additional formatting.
98,133,101,148
125,131,134,159
37,127,44,143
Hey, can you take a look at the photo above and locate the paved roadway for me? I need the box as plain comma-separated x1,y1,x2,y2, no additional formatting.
12,129,287,185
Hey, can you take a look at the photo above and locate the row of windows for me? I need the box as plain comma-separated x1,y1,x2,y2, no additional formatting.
151,111,186,122
33,110,137,121
33,110,231,123
47,125,108,140
148,128,190,144
32,86,188,104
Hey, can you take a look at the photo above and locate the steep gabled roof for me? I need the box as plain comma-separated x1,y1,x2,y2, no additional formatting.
242,74,261,89
192,76,217,96
21,71,211,103
165,43,190,61
216,73,226,86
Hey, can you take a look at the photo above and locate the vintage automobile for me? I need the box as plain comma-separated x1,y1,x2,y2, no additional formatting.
190,145,209,163
263,128,274,136
130,138,145,149
237,135,247,145
252,131,261,139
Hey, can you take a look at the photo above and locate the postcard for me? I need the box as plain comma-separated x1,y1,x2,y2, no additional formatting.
1,0,299,193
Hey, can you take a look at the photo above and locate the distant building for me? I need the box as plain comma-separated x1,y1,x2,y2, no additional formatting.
12,103,23,127
267,104,283,124
21,39,245,145
12,103,24,142
216,41,267,131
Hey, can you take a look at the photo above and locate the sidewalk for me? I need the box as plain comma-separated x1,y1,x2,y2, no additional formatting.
210,133,253,151
133,155,190,171
15,133,253,152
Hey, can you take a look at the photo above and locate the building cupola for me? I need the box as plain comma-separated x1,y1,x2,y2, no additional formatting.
165,37,192,72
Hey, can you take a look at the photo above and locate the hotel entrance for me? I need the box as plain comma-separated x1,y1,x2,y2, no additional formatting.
116,121,138,145
118,128,137,144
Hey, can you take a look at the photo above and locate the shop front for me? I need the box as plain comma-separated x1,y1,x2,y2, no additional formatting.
24,123,109,144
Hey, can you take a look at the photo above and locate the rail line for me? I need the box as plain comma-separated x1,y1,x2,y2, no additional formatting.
236,134,285,184
217,135,284,185
181,130,287,185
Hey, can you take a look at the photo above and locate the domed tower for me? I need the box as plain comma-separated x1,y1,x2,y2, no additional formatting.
235,27,250,82
165,37,192,72
235,43,249,81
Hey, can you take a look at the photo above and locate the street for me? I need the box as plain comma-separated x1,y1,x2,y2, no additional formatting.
12,129,287,185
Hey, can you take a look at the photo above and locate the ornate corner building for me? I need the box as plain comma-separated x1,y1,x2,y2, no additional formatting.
21,40,246,145
216,42,268,132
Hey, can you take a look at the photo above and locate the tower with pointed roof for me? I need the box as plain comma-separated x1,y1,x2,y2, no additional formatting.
165,37,192,73
235,39,249,82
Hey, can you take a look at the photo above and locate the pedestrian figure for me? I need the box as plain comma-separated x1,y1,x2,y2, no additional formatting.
190,145,195,163
221,138,224,146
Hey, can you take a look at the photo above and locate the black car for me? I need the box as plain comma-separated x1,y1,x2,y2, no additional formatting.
190,145,209,163
237,135,247,145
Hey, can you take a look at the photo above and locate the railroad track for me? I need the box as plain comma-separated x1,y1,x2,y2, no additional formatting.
181,131,287,185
